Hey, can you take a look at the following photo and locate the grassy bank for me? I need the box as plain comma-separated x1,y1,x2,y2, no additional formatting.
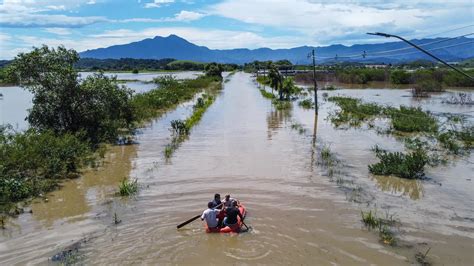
164,93,220,159
132,75,222,122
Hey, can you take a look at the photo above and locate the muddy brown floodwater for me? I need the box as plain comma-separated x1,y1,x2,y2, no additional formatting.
1,72,473,265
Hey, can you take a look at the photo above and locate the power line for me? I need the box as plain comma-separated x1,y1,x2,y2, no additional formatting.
314,24,474,60
364,40,474,58
319,33,473,60
367,32,473,80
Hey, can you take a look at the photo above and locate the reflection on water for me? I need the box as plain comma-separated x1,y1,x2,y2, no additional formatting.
372,175,424,200
31,145,137,227
266,106,292,140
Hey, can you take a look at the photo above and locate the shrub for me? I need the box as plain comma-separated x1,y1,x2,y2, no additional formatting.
369,148,428,179
118,179,138,196
298,99,314,109
385,106,438,133
412,79,443,97
259,89,276,99
0,128,91,203
390,70,411,84
170,119,189,136
272,99,292,110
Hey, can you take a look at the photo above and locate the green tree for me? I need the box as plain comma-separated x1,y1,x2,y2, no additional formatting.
390,70,411,84
204,62,223,78
268,64,283,98
10,45,135,145
281,77,296,100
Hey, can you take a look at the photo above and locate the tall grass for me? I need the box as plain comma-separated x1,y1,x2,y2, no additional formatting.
118,179,138,196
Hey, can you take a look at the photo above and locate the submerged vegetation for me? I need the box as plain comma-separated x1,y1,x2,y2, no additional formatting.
328,96,473,179
0,127,93,204
132,75,221,122
164,92,220,159
294,67,474,87
298,98,314,109
369,146,428,179
118,179,138,196
361,209,397,246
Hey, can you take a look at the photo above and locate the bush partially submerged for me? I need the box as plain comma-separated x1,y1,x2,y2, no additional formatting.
259,89,276,99
385,106,438,133
118,179,138,196
298,99,314,109
0,127,91,203
369,146,428,179
272,99,292,110
328,96,383,127
328,96,439,133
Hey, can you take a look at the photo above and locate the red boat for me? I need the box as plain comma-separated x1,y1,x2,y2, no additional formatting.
205,204,247,233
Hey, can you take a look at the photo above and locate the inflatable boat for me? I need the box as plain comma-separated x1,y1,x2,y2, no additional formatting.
205,204,246,233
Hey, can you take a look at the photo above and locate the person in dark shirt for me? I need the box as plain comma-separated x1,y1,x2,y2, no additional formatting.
223,201,243,226
212,193,222,208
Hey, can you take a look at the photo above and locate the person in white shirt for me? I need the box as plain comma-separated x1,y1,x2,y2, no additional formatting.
201,202,221,229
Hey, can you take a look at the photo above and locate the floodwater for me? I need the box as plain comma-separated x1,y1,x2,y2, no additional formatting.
1,72,473,265
0,71,202,130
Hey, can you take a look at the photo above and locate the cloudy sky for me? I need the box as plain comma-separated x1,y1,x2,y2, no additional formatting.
0,0,473,59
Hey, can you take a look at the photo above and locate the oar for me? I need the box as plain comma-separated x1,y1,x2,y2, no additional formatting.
241,220,250,231
177,202,223,229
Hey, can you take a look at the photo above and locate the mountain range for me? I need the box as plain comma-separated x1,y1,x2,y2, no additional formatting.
80,34,474,64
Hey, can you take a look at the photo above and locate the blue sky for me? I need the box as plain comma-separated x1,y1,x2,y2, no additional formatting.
0,0,473,59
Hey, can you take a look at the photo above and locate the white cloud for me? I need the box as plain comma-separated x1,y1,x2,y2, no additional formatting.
0,12,109,28
0,0,109,28
86,0,96,4
208,0,473,45
44,28,72,35
173,11,205,21
119,10,206,23
144,0,174,9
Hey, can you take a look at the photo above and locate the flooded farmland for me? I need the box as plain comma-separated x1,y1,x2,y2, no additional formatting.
0,72,473,265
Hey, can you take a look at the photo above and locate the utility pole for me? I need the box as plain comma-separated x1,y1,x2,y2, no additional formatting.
309,49,318,114
367,32,474,81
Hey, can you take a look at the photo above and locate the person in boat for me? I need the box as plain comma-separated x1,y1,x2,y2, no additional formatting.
223,194,237,208
223,201,243,227
212,193,222,208
201,202,221,229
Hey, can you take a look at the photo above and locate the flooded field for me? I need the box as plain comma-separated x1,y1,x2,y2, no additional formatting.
1,72,473,265
0,71,203,130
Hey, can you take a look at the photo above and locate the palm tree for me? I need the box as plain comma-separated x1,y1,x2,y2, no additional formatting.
281,77,295,100
268,65,282,98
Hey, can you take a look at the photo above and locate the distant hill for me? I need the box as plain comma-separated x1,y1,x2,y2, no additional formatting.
79,34,474,64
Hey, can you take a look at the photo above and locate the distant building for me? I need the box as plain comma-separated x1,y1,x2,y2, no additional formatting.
364,64,387,69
